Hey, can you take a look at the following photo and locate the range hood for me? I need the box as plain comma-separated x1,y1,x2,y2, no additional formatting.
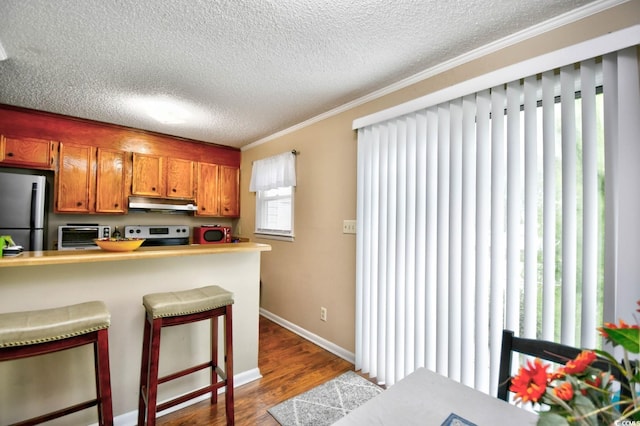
128,196,198,213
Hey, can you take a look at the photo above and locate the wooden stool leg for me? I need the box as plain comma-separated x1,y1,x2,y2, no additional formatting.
136,292,234,425
225,304,234,426
211,315,219,404
95,328,114,426
145,318,163,426
137,315,152,426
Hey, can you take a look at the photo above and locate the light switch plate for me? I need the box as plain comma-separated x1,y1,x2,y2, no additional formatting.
343,220,356,234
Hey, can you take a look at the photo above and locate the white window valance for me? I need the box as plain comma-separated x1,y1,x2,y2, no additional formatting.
249,151,297,192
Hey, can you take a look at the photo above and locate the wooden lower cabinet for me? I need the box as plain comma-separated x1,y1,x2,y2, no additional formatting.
56,144,127,214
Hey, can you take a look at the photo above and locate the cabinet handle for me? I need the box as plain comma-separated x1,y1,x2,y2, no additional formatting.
76,201,82,207
7,152,13,157
151,187,156,191
114,203,119,208
172,188,176,192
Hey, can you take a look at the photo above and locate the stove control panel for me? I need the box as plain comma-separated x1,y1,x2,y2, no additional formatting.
124,225,190,240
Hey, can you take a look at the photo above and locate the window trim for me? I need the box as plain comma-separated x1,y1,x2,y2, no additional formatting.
254,186,295,242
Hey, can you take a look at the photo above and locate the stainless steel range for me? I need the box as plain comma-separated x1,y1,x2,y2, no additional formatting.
124,225,190,246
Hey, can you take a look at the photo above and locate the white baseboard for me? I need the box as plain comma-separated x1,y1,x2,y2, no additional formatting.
259,308,356,364
109,311,355,425
109,368,262,426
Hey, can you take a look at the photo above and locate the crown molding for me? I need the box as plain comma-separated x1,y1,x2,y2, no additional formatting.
242,0,629,151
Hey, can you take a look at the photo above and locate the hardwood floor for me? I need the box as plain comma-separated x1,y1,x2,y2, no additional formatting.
156,315,355,425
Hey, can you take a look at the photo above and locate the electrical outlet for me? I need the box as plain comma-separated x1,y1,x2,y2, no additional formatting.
320,307,327,322
342,220,356,234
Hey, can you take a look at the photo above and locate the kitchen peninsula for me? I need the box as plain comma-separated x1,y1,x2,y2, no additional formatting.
0,242,271,425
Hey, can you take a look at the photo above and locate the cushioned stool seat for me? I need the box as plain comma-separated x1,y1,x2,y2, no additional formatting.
0,301,113,426
143,285,234,319
138,285,234,426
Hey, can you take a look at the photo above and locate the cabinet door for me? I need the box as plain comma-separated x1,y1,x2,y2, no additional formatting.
196,162,220,216
166,157,194,199
56,143,95,213
132,153,164,197
219,165,240,217
96,148,127,213
0,135,55,169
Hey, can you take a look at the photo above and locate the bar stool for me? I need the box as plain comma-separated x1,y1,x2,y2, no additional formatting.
137,285,234,426
0,301,113,426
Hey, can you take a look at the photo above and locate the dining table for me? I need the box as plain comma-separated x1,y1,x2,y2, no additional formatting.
334,367,537,425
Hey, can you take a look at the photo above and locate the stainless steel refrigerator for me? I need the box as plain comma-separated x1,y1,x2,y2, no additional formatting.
0,171,47,250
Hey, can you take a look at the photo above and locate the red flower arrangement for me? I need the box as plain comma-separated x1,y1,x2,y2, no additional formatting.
510,301,640,425
511,359,550,404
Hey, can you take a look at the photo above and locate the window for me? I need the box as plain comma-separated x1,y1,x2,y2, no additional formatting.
255,186,294,239
249,151,297,241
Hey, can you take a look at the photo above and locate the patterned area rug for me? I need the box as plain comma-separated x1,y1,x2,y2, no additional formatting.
268,371,382,425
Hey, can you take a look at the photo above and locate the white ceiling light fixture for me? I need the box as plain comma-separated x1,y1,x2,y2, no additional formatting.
0,38,8,61
129,95,191,125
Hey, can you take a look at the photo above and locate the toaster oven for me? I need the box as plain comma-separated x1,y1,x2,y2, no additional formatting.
58,224,111,250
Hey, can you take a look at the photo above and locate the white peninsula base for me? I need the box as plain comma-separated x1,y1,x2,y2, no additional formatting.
0,244,269,425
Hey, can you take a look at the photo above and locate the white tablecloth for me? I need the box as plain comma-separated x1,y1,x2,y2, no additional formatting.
334,368,537,426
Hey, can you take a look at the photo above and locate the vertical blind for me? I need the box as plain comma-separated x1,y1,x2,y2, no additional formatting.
355,47,638,394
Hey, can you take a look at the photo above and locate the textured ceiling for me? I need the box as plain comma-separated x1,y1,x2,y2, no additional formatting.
0,0,607,148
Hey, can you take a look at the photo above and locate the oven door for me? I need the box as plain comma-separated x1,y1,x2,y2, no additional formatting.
198,228,228,244
142,237,189,246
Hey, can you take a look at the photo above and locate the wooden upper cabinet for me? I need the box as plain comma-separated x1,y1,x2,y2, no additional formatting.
166,157,195,199
95,149,127,213
219,165,239,217
195,163,240,218
0,105,242,215
0,135,56,170
56,143,95,213
56,144,128,214
195,162,220,217
131,153,164,197
132,153,195,199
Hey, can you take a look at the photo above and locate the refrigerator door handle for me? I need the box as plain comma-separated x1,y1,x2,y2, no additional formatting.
30,182,38,229
30,183,38,249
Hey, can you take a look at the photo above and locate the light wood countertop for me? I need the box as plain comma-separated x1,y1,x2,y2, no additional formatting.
0,242,271,268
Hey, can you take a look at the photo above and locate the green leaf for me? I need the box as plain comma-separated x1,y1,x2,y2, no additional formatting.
593,349,618,365
602,327,640,353
537,412,571,426
572,394,599,423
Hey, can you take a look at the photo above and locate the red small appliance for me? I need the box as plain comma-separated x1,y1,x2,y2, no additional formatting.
192,225,232,244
